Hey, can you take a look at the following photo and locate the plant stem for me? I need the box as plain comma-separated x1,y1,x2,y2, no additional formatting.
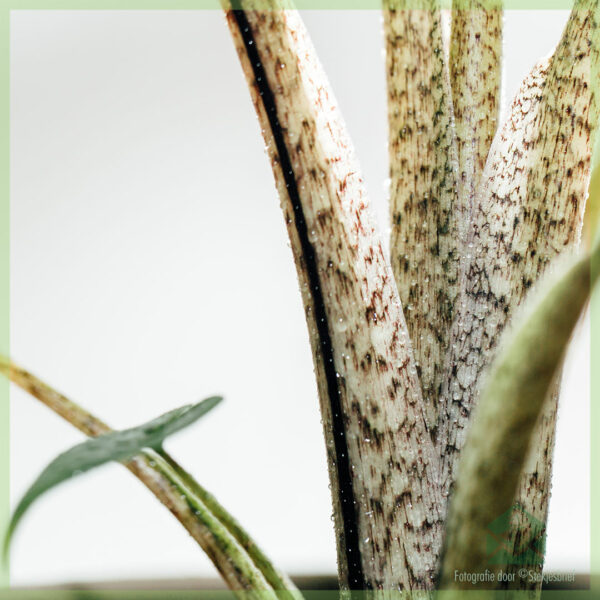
383,0,463,424
439,246,598,589
156,450,297,594
224,1,443,590
449,0,502,200
449,0,502,243
438,0,598,513
0,357,299,599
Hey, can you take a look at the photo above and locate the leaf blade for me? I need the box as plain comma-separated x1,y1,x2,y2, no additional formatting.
0,360,299,596
439,243,600,588
4,396,222,555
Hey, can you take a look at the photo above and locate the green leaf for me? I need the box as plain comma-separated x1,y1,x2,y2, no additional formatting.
4,396,222,556
439,242,600,588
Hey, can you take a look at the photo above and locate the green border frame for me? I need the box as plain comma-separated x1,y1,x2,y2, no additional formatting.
0,1,588,11
1,1,596,598
1,0,8,591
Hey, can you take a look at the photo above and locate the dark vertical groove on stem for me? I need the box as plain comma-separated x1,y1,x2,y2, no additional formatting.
230,8,366,590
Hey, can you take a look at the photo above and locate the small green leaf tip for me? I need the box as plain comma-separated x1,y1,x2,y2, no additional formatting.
3,395,223,560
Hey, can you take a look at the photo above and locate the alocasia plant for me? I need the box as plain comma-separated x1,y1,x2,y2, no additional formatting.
3,0,599,596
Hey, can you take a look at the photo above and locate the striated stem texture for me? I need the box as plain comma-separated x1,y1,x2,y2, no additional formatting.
449,0,502,219
437,1,598,588
438,0,598,494
384,1,463,426
224,2,443,590
439,246,598,590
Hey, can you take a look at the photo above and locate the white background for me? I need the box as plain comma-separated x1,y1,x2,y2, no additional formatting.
9,9,589,586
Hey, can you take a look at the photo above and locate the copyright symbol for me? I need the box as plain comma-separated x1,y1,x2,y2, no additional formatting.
518,568,528,579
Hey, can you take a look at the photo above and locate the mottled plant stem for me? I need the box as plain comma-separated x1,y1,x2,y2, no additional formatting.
449,0,502,221
439,246,598,590
507,4,599,588
224,2,443,590
383,0,463,425
0,358,298,598
436,1,598,589
438,0,598,497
